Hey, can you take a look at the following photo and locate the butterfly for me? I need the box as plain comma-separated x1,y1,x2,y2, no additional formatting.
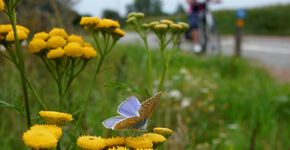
103,92,162,131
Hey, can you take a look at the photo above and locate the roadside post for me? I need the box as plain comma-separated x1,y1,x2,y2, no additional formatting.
235,9,247,57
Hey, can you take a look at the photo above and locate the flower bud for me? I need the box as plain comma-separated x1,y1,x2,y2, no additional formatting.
126,17,137,25
160,19,174,25
127,12,145,19
178,22,189,32
154,24,168,34
148,21,159,30
142,23,149,29
170,24,183,33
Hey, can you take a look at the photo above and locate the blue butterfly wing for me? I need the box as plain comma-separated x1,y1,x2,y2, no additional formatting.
102,116,126,129
117,96,141,117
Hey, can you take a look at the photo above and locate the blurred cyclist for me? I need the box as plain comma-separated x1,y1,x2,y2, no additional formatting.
186,0,219,53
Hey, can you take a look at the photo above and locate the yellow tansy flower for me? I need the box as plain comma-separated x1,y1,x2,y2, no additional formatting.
68,34,84,44
23,130,57,149
96,18,120,29
47,36,67,49
160,19,174,25
113,28,125,37
0,24,29,34
0,0,4,11
153,127,173,138
33,32,49,40
28,38,47,54
82,46,97,59
47,47,65,59
80,17,100,26
126,137,153,149
30,124,62,140
39,111,73,126
108,147,128,150
64,42,83,58
178,22,189,32
142,133,166,146
82,42,93,47
105,137,125,147
77,136,106,150
6,30,28,41
49,28,68,39
148,21,159,29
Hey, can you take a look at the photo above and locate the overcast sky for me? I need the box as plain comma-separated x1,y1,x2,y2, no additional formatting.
73,0,290,17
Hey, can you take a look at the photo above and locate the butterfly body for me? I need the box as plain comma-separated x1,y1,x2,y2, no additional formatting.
103,92,161,131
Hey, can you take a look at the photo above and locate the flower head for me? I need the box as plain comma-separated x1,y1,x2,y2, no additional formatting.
30,124,62,140
77,135,106,150
178,22,189,32
112,28,125,37
142,133,166,146
170,24,183,33
153,127,173,138
125,137,153,149
105,137,125,147
0,0,4,11
82,46,97,59
47,36,67,49
33,32,49,40
64,42,83,58
127,12,144,19
49,28,68,39
28,38,47,54
6,30,28,41
68,34,84,44
23,130,57,149
154,24,168,34
47,47,65,59
0,25,29,34
96,18,120,30
39,111,73,126
148,21,159,29
80,17,100,26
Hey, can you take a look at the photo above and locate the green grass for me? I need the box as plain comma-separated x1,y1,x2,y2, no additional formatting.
0,44,289,149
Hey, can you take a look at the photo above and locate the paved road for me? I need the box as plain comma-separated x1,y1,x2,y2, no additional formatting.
120,32,290,70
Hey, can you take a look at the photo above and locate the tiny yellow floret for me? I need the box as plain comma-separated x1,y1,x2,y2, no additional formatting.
6,30,28,41
49,28,68,39
28,39,47,54
39,111,73,126
33,32,49,40
30,124,62,140
47,47,65,59
77,136,106,150
108,146,128,150
47,36,67,49
23,130,57,149
64,42,83,58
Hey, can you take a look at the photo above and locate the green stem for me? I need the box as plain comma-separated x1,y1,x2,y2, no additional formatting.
57,62,64,111
8,6,31,127
135,26,153,95
158,35,167,92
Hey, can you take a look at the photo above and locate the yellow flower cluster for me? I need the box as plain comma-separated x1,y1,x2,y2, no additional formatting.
147,20,189,34
28,28,97,59
0,0,4,11
76,130,170,150
39,110,73,126
23,124,62,149
0,24,29,42
80,16,125,40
